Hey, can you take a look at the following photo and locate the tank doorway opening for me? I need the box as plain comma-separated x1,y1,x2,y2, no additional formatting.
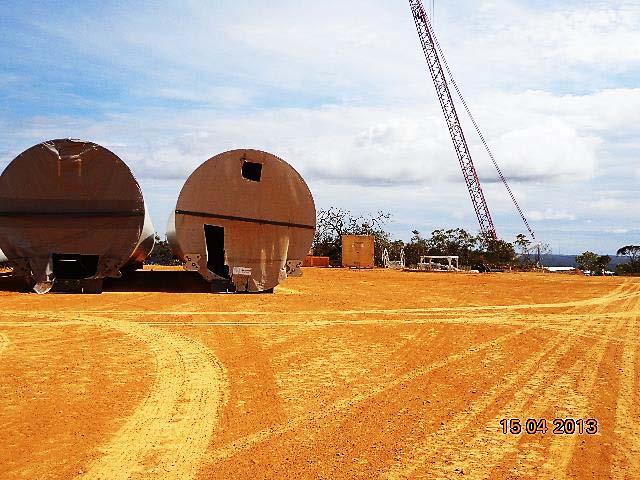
52,254,100,280
204,224,229,279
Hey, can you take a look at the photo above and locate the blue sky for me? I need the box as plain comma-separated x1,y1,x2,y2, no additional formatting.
1,0,639,254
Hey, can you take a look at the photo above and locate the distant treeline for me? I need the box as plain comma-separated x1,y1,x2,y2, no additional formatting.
312,207,528,269
311,207,639,275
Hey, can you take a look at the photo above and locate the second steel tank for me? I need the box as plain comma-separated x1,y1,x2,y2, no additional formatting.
168,149,315,292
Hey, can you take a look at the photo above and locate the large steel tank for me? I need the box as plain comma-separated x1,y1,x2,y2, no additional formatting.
168,149,316,292
0,139,155,293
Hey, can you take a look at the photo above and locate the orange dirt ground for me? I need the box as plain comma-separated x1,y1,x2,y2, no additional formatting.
0,268,638,479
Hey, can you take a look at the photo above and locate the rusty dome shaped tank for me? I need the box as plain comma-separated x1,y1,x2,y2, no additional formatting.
168,149,316,292
0,139,155,293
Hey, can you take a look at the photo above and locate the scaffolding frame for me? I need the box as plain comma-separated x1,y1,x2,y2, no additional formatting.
418,255,459,271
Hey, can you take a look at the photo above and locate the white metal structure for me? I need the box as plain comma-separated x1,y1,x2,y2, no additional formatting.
383,248,405,269
418,255,459,271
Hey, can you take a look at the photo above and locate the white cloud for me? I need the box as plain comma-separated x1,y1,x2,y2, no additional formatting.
528,209,576,222
588,197,626,212
603,227,629,234
446,0,640,91
488,119,599,182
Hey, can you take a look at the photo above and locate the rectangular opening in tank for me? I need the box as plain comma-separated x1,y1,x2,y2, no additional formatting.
52,254,100,280
204,224,229,279
241,161,262,182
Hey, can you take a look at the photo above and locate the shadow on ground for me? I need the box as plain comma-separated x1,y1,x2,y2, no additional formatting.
0,271,28,293
0,270,215,294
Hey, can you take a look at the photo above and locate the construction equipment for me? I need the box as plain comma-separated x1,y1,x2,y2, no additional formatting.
409,0,538,252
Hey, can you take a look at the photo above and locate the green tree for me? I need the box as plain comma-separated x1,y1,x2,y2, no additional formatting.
576,251,611,275
147,235,180,266
427,228,480,265
403,229,515,269
404,230,429,267
617,245,640,263
616,245,640,275
514,234,531,255
484,238,517,266
514,233,536,269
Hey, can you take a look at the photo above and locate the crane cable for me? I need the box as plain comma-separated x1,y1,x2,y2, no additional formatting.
426,16,537,242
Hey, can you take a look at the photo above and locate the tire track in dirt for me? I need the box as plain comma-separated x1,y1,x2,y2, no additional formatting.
496,285,633,477
494,295,630,478
1,309,637,327
0,287,633,320
607,302,639,479
534,289,637,479
204,284,631,465
206,309,593,464
0,282,629,477
529,284,638,478
3,311,636,365
0,332,9,354
383,282,632,479
385,324,580,479
78,316,229,480
206,324,536,464
0,312,637,348
419,284,633,478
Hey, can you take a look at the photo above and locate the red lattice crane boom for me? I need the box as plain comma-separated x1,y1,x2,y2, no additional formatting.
409,0,497,241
